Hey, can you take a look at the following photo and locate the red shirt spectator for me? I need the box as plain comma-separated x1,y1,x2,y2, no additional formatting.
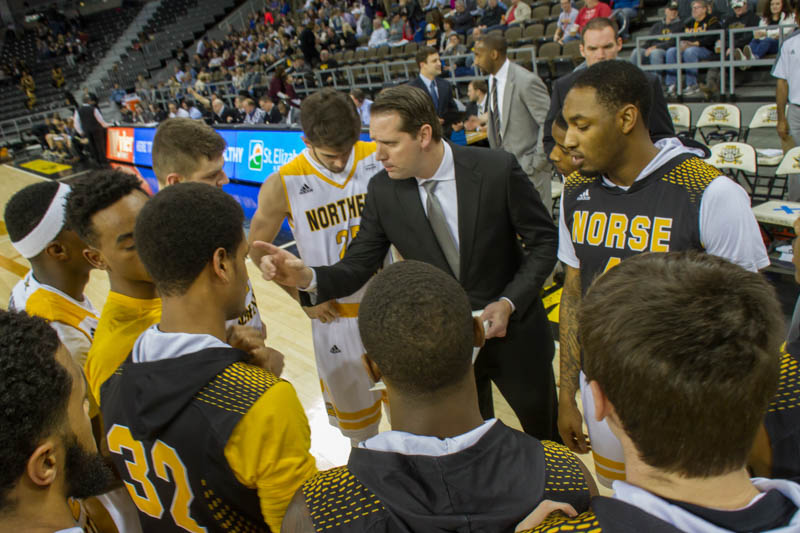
575,0,612,29
264,11,275,25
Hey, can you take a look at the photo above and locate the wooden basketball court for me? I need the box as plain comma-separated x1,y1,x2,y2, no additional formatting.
0,163,609,493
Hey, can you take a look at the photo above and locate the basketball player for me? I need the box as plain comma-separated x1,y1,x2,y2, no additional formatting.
555,60,769,487
520,252,800,532
283,261,595,533
5,181,98,366
66,170,159,406
248,88,385,444
549,114,579,178
101,183,316,532
152,117,266,337
0,310,115,533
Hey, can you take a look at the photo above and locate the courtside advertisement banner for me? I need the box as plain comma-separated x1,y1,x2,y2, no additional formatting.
107,127,135,164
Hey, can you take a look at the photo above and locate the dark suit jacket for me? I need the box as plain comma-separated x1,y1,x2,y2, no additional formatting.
314,143,558,319
543,67,675,156
408,76,460,120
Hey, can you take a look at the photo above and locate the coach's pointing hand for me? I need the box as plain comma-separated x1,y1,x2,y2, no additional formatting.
252,241,314,288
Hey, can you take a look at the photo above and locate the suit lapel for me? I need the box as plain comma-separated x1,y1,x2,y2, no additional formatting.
501,65,515,138
453,145,481,280
436,78,446,115
393,176,454,274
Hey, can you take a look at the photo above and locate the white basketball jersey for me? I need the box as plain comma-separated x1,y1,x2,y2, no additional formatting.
280,141,382,305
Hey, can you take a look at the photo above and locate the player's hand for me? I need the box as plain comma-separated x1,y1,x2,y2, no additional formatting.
778,118,790,140
558,398,590,453
793,215,800,235
251,346,285,377
226,325,267,354
480,299,512,339
514,500,578,532
252,241,314,288
303,300,340,323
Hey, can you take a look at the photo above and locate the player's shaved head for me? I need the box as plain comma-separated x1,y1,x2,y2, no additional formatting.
359,260,474,397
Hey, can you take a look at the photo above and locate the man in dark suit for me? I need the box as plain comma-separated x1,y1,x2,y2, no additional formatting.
254,85,560,441
543,17,674,156
407,46,460,125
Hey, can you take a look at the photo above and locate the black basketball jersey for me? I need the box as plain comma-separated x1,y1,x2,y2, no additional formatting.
302,423,591,532
101,348,274,532
765,349,800,481
562,153,721,294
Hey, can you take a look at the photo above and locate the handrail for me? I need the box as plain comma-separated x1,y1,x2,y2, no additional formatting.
727,23,795,94
634,28,726,95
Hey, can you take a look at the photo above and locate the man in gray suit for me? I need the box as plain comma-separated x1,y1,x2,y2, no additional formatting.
474,33,552,203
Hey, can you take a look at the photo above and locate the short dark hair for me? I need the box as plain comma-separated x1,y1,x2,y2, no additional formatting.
415,45,438,67
476,32,507,55
372,85,443,142
5,181,64,244
299,88,361,151
350,87,366,103
134,183,244,296
580,251,784,478
572,59,652,125
0,310,70,510
152,118,227,184
469,79,488,94
581,17,619,41
553,112,568,132
67,170,147,247
359,261,474,397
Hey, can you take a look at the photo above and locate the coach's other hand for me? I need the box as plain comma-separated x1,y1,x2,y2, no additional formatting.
252,241,314,288
480,299,513,339
303,300,340,324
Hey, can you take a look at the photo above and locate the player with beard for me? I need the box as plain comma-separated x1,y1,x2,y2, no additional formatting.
0,309,114,533
555,60,769,487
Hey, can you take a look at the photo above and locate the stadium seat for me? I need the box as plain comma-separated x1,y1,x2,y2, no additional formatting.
742,103,779,142
667,103,695,139
505,26,523,46
696,103,741,145
531,5,551,21
705,142,783,201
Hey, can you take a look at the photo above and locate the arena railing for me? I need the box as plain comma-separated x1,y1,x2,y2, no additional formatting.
633,29,726,95
727,23,795,94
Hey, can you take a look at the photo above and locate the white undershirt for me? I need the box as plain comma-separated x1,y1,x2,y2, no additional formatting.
557,137,770,273
489,59,510,125
359,419,497,456
131,325,229,363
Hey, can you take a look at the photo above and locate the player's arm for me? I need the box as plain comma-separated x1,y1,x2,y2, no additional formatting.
224,380,318,532
777,79,790,140
280,488,316,533
558,265,589,453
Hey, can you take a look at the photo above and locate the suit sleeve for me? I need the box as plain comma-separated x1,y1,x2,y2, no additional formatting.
501,156,558,317
519,70,550,129
647,74,675,142
543,78,565,157
314,177,392,302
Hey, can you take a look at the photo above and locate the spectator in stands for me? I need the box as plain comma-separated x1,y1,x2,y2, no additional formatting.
110,83,125,108
51,65,65,89
442,32,474,75
745,0,796,60
464,78,488,130
300,21,320,66
575,0,612,32
20,71,36,110
388,11,408,43
664,0,720,95
340,23,360,49
259,94,283,124
211,97,238,124
554,0,580,43
243,97,267,124
269,66,298,102
288,55,314,87
723,0,759,63
282,261,595,533
630,1,682,77
0,310,114,533
350,88,373,126
448,0,476,33
355,7,372,36
368,17,389,47
180,99,203,120
503,0,531,26
478,0,506,29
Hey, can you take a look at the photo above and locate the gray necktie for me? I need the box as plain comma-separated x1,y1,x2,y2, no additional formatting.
422,180,459,279
490,76,502,146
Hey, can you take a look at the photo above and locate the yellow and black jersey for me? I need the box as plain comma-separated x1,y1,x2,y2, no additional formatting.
101,340,316,532
765,348,800,480
301,421,591,532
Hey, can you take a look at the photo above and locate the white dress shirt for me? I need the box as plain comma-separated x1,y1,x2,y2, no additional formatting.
72,107,110,136
489,58,510,125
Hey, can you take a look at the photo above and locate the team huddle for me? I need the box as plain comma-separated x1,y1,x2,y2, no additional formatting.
1,59,800,533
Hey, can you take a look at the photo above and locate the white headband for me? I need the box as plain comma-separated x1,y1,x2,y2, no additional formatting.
11,182,71,259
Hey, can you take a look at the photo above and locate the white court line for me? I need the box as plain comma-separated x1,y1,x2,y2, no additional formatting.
3,164,48,181
278,240,296,249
